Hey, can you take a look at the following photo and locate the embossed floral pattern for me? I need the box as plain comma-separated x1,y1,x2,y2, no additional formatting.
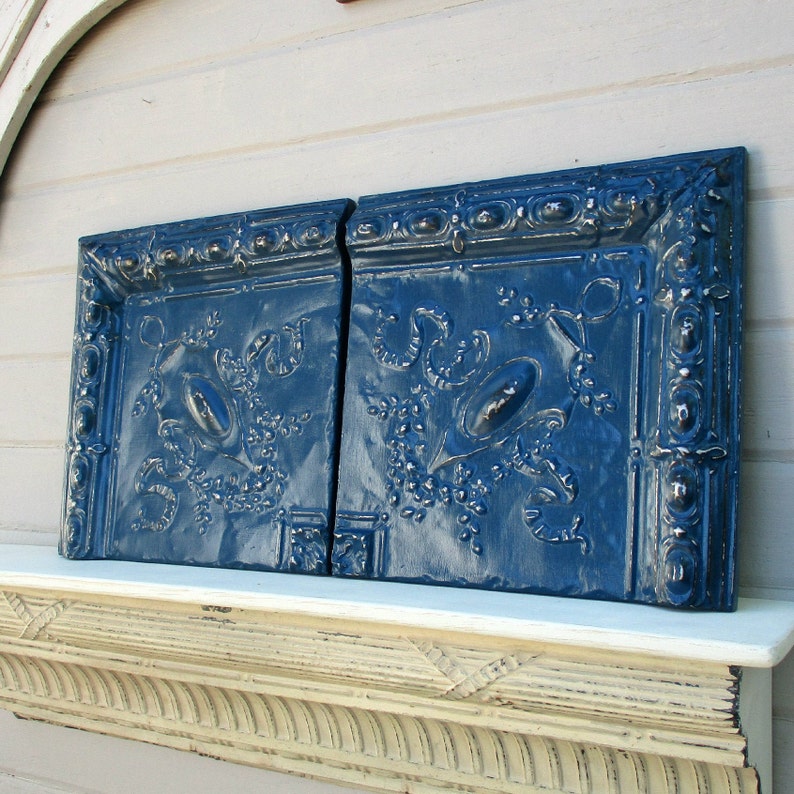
130,310,311,537
365,274,622,556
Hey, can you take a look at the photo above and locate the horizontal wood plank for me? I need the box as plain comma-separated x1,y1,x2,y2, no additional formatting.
0,69,790,283
746,198,794,326
0,447,63,535
5,44,792,192
0,527,56,546
0,358,70,444
42,0,488,102
0,275,75,358
742,328,794,458
40,0,794,109
738,461,794,593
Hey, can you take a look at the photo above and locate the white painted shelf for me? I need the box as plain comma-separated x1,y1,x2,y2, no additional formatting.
0,544,791,792
1,544,792,669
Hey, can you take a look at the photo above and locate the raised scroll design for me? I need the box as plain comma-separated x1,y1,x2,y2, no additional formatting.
367,274,622,556
373,301,489,389
83,212,342,294
349,179,664,258
130,310,311,538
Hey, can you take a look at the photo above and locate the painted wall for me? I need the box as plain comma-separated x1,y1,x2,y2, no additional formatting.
0,0,791,790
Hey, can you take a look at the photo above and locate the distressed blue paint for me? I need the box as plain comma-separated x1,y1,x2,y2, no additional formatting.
333,149,745,610
61,199,353,573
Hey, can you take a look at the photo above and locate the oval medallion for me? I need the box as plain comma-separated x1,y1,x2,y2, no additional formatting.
463,357,539,440
665,462,699,518
661,539,698,606
670,305,703,358
182,374,233,440
668,383,702,440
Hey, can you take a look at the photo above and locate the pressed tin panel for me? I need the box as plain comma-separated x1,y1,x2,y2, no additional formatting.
61,199,352,572
334,148,744,610
59,150,744,610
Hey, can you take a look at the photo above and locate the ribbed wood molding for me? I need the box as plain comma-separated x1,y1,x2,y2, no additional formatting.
2,549,793,793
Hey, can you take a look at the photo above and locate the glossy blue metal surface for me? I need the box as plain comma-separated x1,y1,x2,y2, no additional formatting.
333,149,745,610
61,199,352,572
61,150,745,610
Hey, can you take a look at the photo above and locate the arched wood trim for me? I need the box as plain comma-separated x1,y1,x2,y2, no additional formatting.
0,0,131,176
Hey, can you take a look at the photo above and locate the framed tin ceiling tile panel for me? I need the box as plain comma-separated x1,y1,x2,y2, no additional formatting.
334,149,744,610
61,199,352,573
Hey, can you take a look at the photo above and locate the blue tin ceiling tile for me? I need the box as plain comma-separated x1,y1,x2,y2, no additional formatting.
60,149,745,611
333,149,745,611
62,199,353,574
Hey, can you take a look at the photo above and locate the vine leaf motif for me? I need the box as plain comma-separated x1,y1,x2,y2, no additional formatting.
3,592,69,642
130,310,310,536
368,274,622,556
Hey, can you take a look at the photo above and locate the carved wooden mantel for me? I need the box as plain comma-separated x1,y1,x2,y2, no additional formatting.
1,545,792,794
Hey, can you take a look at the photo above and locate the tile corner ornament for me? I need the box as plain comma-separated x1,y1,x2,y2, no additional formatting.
61,148,745,611
61,198,353,573
334,148,745,611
